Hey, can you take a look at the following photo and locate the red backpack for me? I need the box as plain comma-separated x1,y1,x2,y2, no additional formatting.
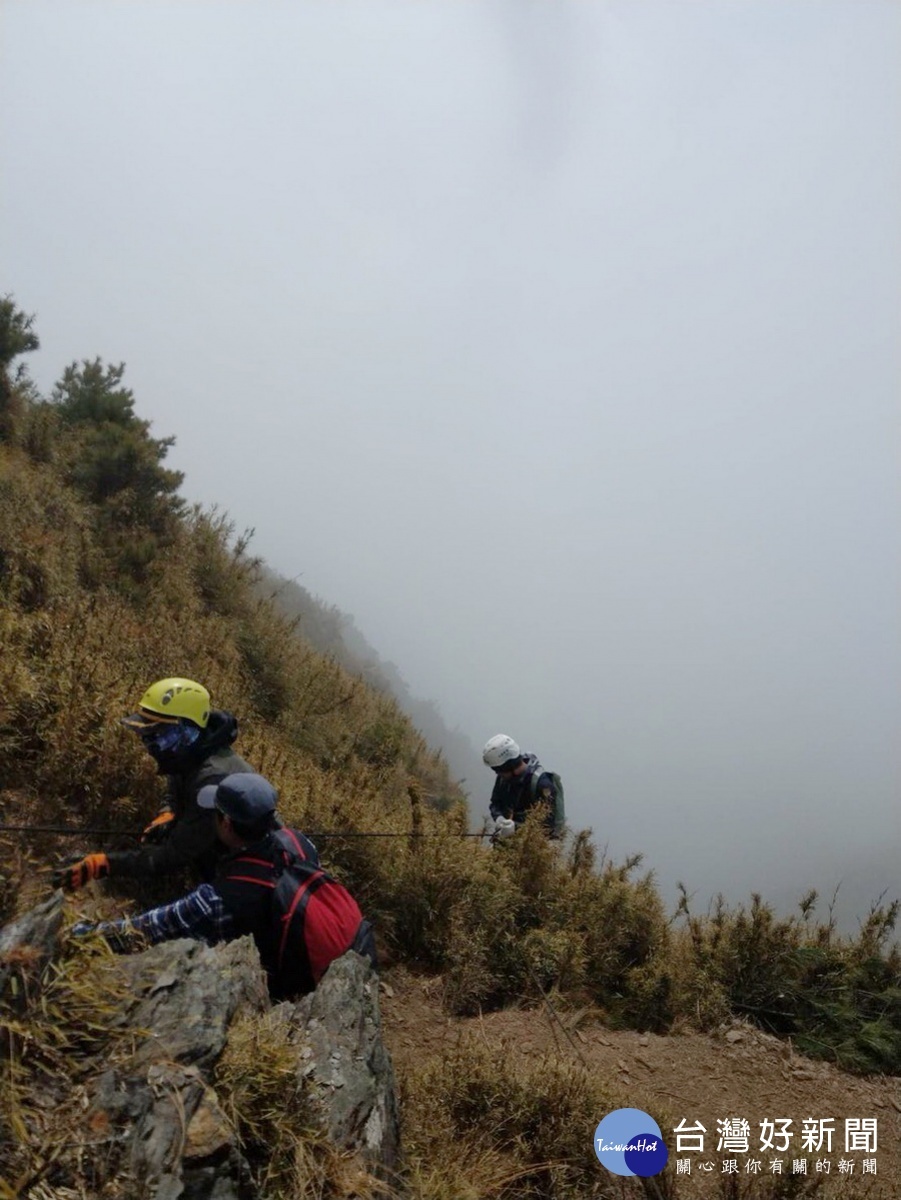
272,842,365,996
219,827,366,998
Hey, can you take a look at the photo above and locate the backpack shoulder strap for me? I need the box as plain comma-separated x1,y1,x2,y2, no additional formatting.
221,838,280,889
529,768,550,799
275,825,318,865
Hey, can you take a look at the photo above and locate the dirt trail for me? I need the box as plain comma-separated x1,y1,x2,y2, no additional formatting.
380,966,901,1197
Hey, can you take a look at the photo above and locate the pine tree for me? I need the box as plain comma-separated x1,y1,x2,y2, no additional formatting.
0,296,40,442
51,359,185,587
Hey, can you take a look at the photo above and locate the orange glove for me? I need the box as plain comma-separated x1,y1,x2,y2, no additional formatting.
141,811,176,844
52,853,111,892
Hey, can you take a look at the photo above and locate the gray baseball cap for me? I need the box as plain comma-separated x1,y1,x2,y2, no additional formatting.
197,773,278,823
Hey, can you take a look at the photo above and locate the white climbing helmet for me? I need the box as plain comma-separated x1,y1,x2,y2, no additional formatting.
482,734,521,770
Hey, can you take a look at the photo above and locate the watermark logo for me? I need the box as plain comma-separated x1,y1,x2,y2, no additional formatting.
594,1108,668,1178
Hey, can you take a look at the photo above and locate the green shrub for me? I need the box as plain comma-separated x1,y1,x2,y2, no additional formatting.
672,888,901,1074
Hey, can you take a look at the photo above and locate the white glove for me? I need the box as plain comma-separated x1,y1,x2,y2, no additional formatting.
493,816,516,840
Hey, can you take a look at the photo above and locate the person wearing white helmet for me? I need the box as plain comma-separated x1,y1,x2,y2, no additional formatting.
482,734,564,840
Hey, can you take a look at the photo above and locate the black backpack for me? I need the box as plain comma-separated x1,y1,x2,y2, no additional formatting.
529,769,565,834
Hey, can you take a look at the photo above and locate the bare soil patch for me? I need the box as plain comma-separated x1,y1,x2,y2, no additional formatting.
381,966,901,1197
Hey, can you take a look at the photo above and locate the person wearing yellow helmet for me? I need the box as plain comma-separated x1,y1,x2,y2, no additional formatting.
52,677,256,891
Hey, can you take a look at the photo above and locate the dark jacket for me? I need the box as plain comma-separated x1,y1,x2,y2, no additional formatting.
107,710,255,881
489,752,562,835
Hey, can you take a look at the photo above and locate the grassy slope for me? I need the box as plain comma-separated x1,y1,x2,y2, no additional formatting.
0,437,463,909
1,376,899,1198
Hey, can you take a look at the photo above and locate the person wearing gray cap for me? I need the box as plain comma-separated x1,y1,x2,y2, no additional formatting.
72,773,377,999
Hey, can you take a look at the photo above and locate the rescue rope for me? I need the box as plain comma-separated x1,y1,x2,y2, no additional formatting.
0,823,488,840
314,831,488,839
0,824,142,838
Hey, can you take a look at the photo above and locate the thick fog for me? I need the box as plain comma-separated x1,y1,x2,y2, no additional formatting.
2,1,898,927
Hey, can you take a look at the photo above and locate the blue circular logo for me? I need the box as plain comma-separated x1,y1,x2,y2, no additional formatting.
594,1108,668,1178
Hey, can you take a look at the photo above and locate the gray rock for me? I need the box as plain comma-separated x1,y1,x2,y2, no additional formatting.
7,902,400,1198
88,936,268,1200
127,1061,250,1200
0,890,63,1006
284,950,400,1172
116,936,269,1069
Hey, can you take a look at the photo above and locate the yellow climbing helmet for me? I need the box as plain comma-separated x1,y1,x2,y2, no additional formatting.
121,677,211,731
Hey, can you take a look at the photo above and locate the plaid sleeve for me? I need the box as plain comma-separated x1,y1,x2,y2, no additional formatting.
97,883,235,946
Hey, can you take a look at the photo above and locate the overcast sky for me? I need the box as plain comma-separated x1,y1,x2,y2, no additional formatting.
2,0,899,926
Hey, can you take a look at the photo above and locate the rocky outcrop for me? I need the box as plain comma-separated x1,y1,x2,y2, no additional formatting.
115,935,270,1069
281,950,400,1171
88,936,268,1200
0,900,400,1199
0,891,63,1007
